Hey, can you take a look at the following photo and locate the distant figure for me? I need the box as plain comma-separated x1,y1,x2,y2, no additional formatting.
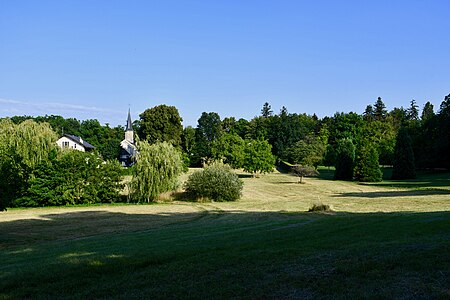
119,109,137,167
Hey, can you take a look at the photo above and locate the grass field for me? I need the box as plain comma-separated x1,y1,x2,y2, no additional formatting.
1,169,449,299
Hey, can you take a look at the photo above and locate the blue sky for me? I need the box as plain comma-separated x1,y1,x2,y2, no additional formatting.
1,0,449,127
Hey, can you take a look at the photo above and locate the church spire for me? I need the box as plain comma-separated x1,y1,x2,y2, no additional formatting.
124,108,134,144
126,108,133,131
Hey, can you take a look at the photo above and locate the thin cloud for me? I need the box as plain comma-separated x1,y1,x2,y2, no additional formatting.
0,97,127,126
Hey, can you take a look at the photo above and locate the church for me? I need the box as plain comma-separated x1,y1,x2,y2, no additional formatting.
119,109,137,167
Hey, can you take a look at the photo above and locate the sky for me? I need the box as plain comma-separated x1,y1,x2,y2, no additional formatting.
1,0,449,127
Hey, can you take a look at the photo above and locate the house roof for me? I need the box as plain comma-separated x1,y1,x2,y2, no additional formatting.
63,134,95,150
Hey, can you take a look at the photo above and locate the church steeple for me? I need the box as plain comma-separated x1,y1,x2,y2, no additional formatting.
126,108,133,131
125,108,134,144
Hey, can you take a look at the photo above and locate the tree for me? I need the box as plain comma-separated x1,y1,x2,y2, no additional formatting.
291,165,319,183
16,150,123,207
0,119,58,210
407,99,419,121
138,105,183,147
242,139,275,176
353,142,382,182
261,102,273,118
421,101,435,122
131,141,183,202
192,112,222,165
211,133,245,168
363,105,375,121
285,135,325,168
374,97,387,120
333,138,355,180
392,127,416,179
182,126,196,164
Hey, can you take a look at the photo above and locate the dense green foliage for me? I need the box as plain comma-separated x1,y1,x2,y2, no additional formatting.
138,104,183,147
392,128,416,179
8,115,124,160
333,138,355,180
184,162,243,201
353,142,382,182
0,119,58,210
211,133,245,168
131,141,183,202
192,112,223,166
16,151,123,206
242,139,276,175
285,135,325,168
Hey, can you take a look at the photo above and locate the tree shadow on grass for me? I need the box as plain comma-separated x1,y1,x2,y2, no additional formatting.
1,209,449,299
334,188,450,198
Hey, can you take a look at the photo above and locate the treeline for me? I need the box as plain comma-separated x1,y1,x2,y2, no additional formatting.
136,94,450,181
2,93,450,210
8,115,125,160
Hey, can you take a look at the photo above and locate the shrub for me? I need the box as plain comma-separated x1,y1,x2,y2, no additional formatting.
308,202,332,212
184,162,243,201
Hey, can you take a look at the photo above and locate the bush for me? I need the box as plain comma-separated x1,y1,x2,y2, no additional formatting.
184,162,243,201
308,202,332,212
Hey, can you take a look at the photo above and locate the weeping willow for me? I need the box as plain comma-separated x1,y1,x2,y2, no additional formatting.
0,119,58,169
0,119,58,210
131,140,183,202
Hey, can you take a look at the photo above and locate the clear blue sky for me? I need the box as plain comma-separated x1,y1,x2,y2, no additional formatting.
1,0,449,127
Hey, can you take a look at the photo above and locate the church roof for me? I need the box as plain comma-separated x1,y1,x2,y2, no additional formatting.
126,108,133,131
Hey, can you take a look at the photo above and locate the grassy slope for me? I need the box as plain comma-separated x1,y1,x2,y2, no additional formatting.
1,170,449,299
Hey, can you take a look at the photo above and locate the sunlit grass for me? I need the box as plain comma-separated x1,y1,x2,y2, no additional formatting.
1,169,449,298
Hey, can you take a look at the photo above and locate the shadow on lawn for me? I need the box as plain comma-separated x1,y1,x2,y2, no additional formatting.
0,209,449,299
335,188,450,198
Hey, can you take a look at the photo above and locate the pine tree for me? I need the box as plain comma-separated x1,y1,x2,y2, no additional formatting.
374,97,387,120
392,128,416,179
261,102,273,118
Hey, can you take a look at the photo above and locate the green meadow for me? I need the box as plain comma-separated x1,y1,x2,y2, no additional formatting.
1,169,449,299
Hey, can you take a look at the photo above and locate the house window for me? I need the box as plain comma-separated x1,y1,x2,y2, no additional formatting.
63,141,69,148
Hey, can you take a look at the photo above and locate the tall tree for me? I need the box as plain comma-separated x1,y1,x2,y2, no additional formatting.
363,105,375,121
242,139,275,176
374,97,387,120
392,127,416,179
192,112,222,166
333,138,355,181
421,101,435,122
211,133,245,169
407,99,419,121
353,141,382,182
261,102,273,118
138,105,183,147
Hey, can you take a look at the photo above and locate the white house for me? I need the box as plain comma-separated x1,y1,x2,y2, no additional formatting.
119,109,137,166
56,134,95,152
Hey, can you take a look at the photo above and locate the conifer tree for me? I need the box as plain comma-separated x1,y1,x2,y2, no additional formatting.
334,138,355,180
353,142,382,182
392,127,416,179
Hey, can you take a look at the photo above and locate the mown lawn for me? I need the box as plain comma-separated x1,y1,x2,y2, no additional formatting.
1,170,449,299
